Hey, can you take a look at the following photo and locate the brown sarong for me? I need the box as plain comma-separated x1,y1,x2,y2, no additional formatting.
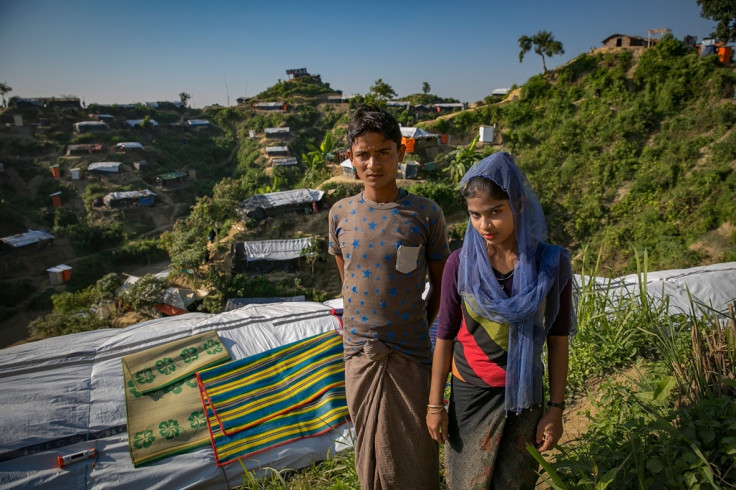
345,340,439,490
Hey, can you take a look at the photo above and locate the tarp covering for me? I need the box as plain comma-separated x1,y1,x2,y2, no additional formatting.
225,296,306,311
0,302,354,489
103,189,156,207
244,238,315,263
114,142,144,151
581,261,736,318
1,229,55,248
238,189,325,220
88,161,123,173
185,119,210,127
399,127,439,139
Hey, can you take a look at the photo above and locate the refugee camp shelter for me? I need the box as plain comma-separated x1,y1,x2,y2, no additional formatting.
153,170,189,187
66,144,103,155
114,142,144,153
254,102,285,111
185,119,211,130
230,237,316,275
156,287,208,316
601,34,648,48
88,162,123,175
102,189,156,208
0,302,353,489
265,127,290,139
265,146,289,157
271,156,298,167
400,126,439,153
340,158,355,177
0,229,55,251
74,121,108,133
124,119,159,129
91,114,115,124
238,188,325,220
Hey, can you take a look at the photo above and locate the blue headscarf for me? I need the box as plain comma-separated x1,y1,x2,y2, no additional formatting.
457,152,572,414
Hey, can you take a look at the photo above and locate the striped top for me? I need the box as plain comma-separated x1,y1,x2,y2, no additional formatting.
437,248,572,388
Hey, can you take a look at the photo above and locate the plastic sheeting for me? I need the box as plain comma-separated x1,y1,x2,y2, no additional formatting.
0,302,354,489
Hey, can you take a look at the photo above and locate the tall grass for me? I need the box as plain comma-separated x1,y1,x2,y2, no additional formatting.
535,250,736,489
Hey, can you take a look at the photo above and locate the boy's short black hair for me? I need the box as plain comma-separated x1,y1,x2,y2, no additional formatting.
347,104,402,148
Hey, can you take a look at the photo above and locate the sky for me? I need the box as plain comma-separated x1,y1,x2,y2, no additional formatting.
0,0,718,108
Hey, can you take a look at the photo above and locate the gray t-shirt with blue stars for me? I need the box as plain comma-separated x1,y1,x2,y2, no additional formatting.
328,191,450,365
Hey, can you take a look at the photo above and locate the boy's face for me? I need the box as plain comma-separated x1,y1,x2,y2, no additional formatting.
348,131,405,194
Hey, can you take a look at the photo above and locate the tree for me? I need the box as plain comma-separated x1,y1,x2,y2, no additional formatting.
300,133,333,188
119,273,166,315
442,135,482,185
369,78,397,100
422,81,431,95
518,30,565,73
697,0,736,42
179,91,192,107
0,82,11,108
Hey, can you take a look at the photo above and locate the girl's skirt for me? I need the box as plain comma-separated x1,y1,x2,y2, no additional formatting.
445,377,542,489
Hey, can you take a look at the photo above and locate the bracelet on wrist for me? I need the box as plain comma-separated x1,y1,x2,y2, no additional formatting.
427,404,444,409
547,400,565,410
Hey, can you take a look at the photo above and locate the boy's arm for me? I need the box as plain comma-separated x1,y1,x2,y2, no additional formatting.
334,254,345,285
425,260,446,326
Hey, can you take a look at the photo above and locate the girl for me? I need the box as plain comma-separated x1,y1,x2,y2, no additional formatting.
426,151,575,489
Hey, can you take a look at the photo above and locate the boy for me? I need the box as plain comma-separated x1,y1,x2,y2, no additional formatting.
328,105,449,488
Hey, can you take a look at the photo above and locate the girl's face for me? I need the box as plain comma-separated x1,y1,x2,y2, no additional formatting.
466,191,517,253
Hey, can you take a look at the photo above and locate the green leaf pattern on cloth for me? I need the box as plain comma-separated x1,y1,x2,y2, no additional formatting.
133,429,155,449
127,379,143,398
156,357,176,376
159,419,181,440
180,347,198,364
188,410,206,429
204,338,223,356
161,379,185,396
135,367,155,385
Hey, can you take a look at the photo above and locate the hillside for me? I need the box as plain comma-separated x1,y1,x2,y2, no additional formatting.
1,36,735,347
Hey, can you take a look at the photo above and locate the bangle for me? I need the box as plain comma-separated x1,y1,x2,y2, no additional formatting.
547,400,565,410
427,404,445,409
427,407,445,415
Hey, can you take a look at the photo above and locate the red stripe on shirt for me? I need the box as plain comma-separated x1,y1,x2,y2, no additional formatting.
456,317,506,387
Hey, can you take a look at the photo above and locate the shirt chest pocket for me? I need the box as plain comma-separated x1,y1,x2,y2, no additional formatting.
396,244,423,274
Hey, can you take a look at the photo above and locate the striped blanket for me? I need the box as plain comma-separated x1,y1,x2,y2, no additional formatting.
122,331,230,466
197,330,349,466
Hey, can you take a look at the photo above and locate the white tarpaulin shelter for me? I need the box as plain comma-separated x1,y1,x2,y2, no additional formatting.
238,189,324,220
579,261,736,318
0,302,353,489
399,127,439,139
88,162,122,174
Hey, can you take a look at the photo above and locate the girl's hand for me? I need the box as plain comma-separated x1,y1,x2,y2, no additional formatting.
426,410,449,444
535,409,563,451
